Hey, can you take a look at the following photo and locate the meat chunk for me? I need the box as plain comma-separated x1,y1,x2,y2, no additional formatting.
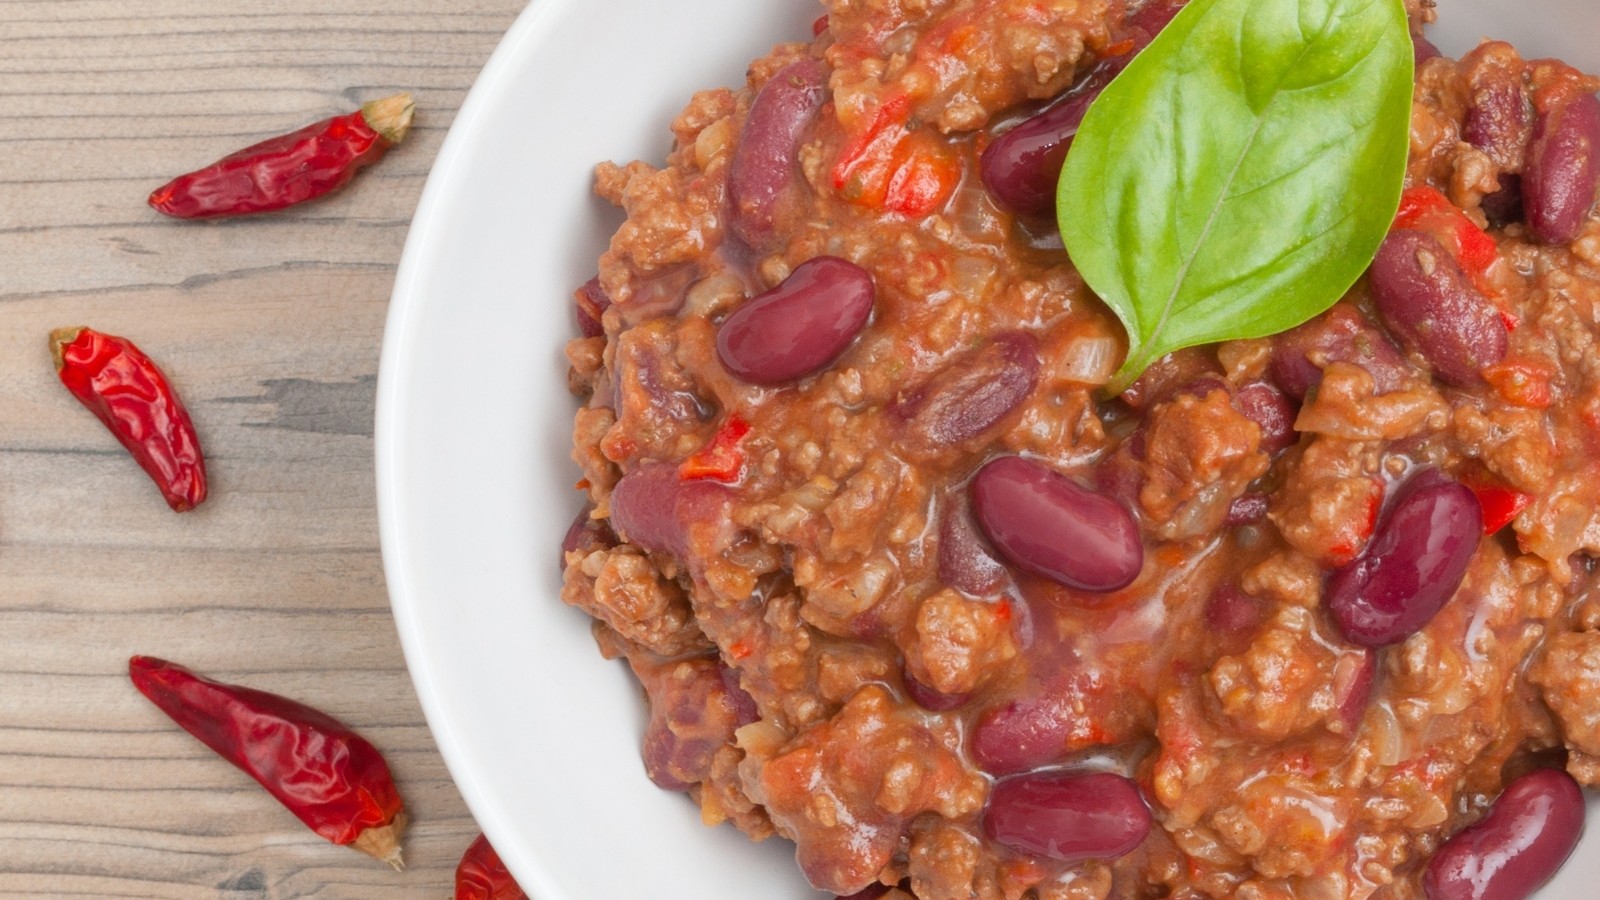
1137,388,1270,541
1530,631,1600,768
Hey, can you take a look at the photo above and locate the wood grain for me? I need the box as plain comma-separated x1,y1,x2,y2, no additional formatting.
0,1,527,895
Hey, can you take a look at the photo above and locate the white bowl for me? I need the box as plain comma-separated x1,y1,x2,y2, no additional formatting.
376,2,1600,898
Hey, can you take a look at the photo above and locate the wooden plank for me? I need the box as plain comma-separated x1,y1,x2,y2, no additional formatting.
0,0,528,894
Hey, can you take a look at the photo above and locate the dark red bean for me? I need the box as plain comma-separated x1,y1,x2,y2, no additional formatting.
574,275,610,338
972,692,1072,775
971,456,1143,593
728,58,830,248
609,463,733,560
1233,381,1296,454
1412,32,1442,67
1335,650,1376,733
1424,768,1585,900
1326,468,1482,647
1206,584,1268,637
718,664,760,726
1525,92,1600,245
903,670,971,712
891,332,1040,451
1224,492,1270,527
716,256,875,384
560,505,617,569
980,87,1103,218
1270,304,1410,401
639,658,739,792
1369,229,1509,387
982,771,1152,863
938,494,1011,597
1464,75,1531,170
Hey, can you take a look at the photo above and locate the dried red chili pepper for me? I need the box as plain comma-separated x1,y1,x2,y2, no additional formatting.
455,834,528,900
148,93,415,218
128,656,408,868
51,327,207,512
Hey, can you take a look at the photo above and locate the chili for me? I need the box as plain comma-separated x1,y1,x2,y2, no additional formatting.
455,833,528,900
128,656,408,868
51,327,207,512
679,415,751,483
148,93,415,219
1467,482,1534,534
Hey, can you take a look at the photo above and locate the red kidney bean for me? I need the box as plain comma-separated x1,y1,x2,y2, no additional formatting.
1233,381,1296,454
1206,583,1268,637
727,58,830,248
982,771,1152,863
891,332,1041,450
980,0,1184,218
938,494,1011,597
1464,76,1531,170
972,692,1072,775
1224,492,1270,527
1424,768,1585,900
971,456,1143,593
717,256,874,384
574,275,610,338
718,664,760,726
1326,468,1482,647
1525,92,1600,245
1369,229,1508,387
1412,32,1442,67
1335,650,1376,733
560,505,616,569
1270,304,1410,401
639,658,739,792
609,463,732,560
903,670,971,712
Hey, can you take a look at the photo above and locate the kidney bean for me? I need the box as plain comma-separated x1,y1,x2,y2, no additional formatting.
980,88,1102,218
560,505,616,569
1412,32,1442,67
1270,304,1410,401
1465,76,1531,171
1334,650,1375,732
903,670,971,712
938,494,1011,597
1233,381,1296,454
718,664,760,726
1326,468,1482,647
971,456,1143,593
1224,492,1270,527
727,58,830,248
1206,583,1268,637
1424,768,1585,900
716,256,875,384
574,275,610,338
1369,229,1508,387
982,771,1152,863
609,463,732,560
972,693,1072,775
891,332,1041,450
1525,92,1600,245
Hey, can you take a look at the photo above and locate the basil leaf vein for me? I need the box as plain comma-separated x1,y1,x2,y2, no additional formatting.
1058,0,1414,392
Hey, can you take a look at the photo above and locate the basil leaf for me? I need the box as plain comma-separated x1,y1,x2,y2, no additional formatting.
1058,0,1413,392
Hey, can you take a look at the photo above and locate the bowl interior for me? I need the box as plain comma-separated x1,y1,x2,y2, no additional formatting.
377,1,1600,897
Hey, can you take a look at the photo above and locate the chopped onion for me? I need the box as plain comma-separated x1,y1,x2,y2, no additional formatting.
1059,334,1121,386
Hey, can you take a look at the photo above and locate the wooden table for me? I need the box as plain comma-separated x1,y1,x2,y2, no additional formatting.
1,1,527,894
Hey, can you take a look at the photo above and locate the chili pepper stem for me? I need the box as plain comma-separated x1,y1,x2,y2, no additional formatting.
48,326,84,371
352,810,409,870
361,93,415,145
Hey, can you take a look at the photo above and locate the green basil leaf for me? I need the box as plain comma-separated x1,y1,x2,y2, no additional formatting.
1058,0,1413,392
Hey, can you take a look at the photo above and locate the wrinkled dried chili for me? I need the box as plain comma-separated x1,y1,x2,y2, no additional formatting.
455,834,528,900
148,93,415,219
128,656,408,868
51,327,207,512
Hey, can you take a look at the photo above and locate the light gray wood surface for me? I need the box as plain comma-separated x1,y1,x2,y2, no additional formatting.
1,1,528,895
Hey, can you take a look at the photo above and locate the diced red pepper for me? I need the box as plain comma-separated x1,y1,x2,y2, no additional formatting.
882,133,962,216
1467,483,1533,534
1483,358,1555,408
680,416,751,483
1393,186,1499,282
1327,482,1384,566
831,93,960,217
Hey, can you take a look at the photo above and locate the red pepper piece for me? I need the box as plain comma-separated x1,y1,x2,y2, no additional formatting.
1483,357,1555,408
51,327,207,512
1393,186,1499,281
1467,483,1533,534
128,656,408,868
456,834,528,900
680,416,752,483
149,93,415,218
